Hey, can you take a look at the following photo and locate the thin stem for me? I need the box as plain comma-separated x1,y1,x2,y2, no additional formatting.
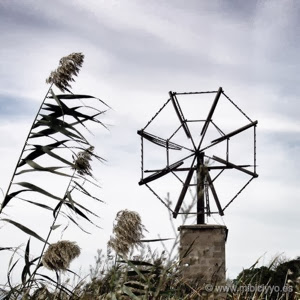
25,169,77,291
110,254,119,295
0,83,54,214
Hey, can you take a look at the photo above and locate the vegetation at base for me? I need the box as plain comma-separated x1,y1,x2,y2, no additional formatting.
1,245,299,299
231,257,300,299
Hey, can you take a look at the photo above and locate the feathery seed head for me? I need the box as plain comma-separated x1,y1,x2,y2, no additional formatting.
108,210,145,256
42,240,80,271
46,52,84,92
73,146,94,176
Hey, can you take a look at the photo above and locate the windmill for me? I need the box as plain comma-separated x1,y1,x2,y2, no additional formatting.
138,87,258,224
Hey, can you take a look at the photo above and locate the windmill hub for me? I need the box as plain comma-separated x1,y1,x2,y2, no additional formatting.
195,150,204,159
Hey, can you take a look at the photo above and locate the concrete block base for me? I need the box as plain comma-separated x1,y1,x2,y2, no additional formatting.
178,224,227,286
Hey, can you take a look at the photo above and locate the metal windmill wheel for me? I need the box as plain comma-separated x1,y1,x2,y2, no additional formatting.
138,87,258,224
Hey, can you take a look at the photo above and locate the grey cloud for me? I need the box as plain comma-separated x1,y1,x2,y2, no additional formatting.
0,94,35,117
0,1,61,32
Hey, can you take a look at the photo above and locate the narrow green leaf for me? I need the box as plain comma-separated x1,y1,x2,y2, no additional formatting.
1,189,28,211
30,128,59,138
34,115,88,142
41,102,95,131
18,198,53,211
77,174,102,189
43,101,95,130
50,224,61,230
118,260,154,267
8,244,21,271
50,94,111,108
16,160,73,178
73,181,103,203
25,239,30,266
15,182,61,201
42,146,74,167
0,247,14,251
18,140,69,167
35,273,74,295
51,94,96,100
66,191,75,211
7,243,23,294
22,239,31,284
20,161,66,171
7,259,19,290
50,89,64,118
2,219,47,243
53,199,64,218
65,198,100,226
140,238,173,243
64,202,91,222
31,120,86,142
65,268,80,277
41,103,61,113
66,192,100,219
62,213,91,234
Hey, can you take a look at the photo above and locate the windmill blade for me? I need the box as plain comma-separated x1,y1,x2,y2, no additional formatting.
145,164,251,172
206,172,224,216
211,121,258,144
212,156,258,178
173,167,195,218
139,161,184,185
200,87,222,136
137,130,182,150
208,165,251,170
169,91,191,139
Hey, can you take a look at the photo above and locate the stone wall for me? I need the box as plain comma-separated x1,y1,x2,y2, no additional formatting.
178,224,227,285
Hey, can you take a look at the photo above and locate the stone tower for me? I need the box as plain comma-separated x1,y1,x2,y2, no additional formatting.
178,224,227,285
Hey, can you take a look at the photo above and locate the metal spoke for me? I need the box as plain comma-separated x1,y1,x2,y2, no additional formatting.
170,91,191,139
212,156,258,178
173,157,197,218
211,121,258,143
200,87,223,137
207,172,224,216
139,161,184,185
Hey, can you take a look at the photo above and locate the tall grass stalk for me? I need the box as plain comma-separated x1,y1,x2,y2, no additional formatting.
1,52,108,297
0,83,53,214
25,169,77,291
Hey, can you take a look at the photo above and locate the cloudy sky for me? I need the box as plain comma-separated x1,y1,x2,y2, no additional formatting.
1,0,300,285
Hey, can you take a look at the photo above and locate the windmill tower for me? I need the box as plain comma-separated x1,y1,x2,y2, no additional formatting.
138,87,258,285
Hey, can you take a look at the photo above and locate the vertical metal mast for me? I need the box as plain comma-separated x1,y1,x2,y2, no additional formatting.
197,152,205,224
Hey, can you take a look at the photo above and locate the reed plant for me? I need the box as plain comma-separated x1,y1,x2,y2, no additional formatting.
0,52,108,298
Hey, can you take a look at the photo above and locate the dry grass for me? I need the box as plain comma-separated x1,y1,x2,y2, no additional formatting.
42,240,81,271
46,52,84,92
108,210,145,256
73,146,94,176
